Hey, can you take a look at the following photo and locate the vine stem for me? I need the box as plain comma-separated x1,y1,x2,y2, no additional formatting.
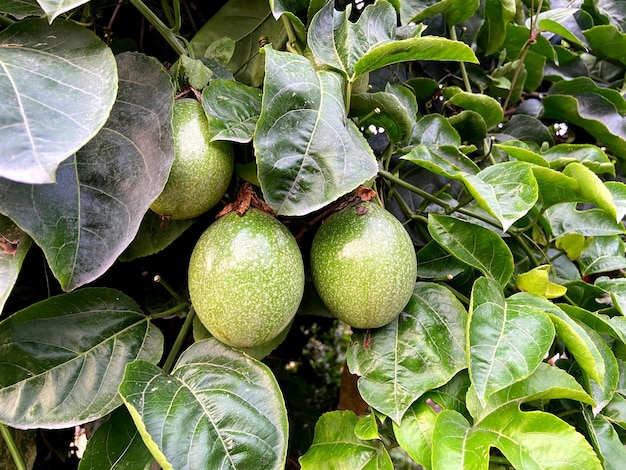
281,15,303,55
128,0,187,56
449,26,472,93
0,423,26,470
162,306,196,374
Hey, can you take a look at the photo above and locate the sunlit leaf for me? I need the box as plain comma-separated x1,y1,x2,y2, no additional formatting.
393,399,437,470
516,265,567,299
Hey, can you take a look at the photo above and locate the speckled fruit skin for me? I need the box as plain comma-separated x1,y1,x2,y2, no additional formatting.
310,202,417,329
151,98,234,220
188,208,305,348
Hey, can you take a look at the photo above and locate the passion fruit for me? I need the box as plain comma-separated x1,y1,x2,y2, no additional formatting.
310,201,417,329
188,208,305,348
151,98,234,220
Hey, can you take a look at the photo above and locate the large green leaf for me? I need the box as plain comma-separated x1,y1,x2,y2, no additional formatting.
544,203,625,239
254,46,377,216
0,288,163,429
308,0,477,82
466,362,594,422
584,24,626,67
299,410,393,470
0,216,31,315
563,162,618,221
201,78,262,143
347,282,467,423
0,0,43,18
477,0,517,55
578,236,626,276
0,52,173,291
393,399,438,470
428,215,514,287
78,407,153,470
119,338,288,470
0,18,117,184
432,406,602,469
468,279,555,405
584,408,626,470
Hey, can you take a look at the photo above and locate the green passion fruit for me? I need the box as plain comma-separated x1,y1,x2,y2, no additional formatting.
188,208,305,348
151,98,234,220
310,202,417,329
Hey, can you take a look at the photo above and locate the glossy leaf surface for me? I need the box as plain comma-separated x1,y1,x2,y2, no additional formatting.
0,288,163,429
119,338,289,470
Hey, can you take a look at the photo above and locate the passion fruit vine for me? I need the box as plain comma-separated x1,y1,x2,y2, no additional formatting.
151,98,234,220
188,207,305,348
310,201,417,329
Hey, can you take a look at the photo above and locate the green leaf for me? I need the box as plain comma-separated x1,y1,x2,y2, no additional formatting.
479,405,602,469
349,90,414,143
431,410,488,470
0,18,117,184
462,161,538,232
201,78,262,143
468,279,555,405
409,0,480,26
542,89,626,159
179,55,213,90
0,287,163,429
119,211,194,262
189,0,287,87
584,24,626,67
299,410,393,470
443,86,504,127
584,408,626,470
0,0,43,18
0,52,174,291
36,0,87,20
119,338,288,470
495,141,550,167
402,143,479,179
606,181,626,221
254,47,377,216
0,216,31,314
78,407,153,470
595,277,626,316
354,411,379,441
578,236,626,276
393,399,437,470
555,233,588,260
515,265,567,299
466,362,594,422
563,162,618,221
428,215,514,287
542,144,614,175
347,282,467,423
539,18,586,49
544,203,625,239
477,0,517,55
424,370,471,416
416,240,467,281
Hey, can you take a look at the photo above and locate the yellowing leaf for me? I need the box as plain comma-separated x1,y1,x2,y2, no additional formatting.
516,265,567,299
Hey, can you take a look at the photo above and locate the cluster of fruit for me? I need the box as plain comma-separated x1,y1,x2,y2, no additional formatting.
152,98,417,350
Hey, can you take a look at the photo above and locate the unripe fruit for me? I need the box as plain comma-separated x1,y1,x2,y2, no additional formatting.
188,208,305,348
310,202,417,329
151,98,234,220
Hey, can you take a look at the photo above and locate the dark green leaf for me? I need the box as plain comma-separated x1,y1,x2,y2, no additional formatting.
0,19,117,184
477,0,517,55
416,240,467,281
469,279,555,405
189,0,287,87
349,91,414,143
584,25,626,67
119,338,288,470
409,0,479,25
0,288,163,429
0,52,174,291
402,144,479,179
0,0,43,18
119,211,194,262
443,86,504,127
347,282,467,423
201,78,262,143
254,47,377,216
0,216,31,314
78,407,153,470
428,215,514,287
299,410,392,470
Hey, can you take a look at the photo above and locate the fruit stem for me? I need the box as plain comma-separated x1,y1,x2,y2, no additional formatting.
0,423,26,470
154,274,189,305
128,0,187,57
162,306,196,374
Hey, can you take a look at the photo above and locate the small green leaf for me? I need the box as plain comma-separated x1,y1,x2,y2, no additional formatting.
542,144,614,174
584,24,626,67
477,0,517,55
299,410,393,470
347,282,467,423
254,47,377,216
595,277,626,316
539,18,586,48
409,0,480,26
495,141,549,167
443,86,504,127
179,55,213,90
349,90,414,143
578,236,626,276
516,265,567,299
354,411,379,441
0,288,163,429
78,407,153,470
555,233,588,260
468,279,555,405
0,19,117,184
428,215,514,287
563,162,618,221
119,339,289,470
